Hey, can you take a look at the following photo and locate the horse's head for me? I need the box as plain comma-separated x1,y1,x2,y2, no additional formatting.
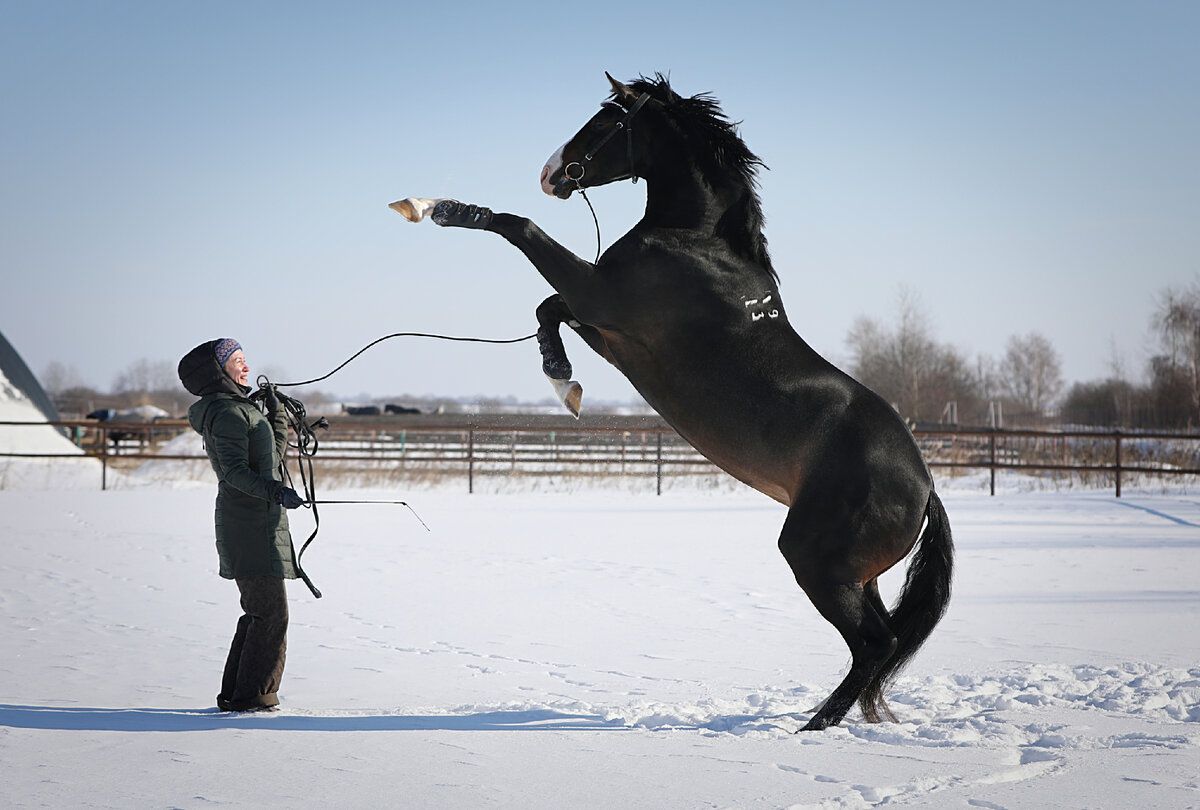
540,74,657,199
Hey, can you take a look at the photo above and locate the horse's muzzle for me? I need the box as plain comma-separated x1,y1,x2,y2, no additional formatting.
540,145,575,199
540,165,575,200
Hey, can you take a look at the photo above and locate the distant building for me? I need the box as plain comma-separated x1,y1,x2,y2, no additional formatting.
0,329,59,423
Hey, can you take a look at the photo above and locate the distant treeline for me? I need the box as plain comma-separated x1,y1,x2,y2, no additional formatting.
41,280,1200,432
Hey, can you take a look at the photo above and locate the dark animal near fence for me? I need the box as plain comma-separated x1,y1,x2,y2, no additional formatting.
86,406,170,445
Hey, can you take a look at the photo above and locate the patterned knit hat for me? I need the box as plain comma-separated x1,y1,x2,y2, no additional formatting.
213,338,242,368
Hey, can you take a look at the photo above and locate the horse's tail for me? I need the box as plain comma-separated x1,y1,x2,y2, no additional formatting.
860,489,954,723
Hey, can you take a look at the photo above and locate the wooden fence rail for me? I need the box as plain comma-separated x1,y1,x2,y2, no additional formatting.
3,417,1199,496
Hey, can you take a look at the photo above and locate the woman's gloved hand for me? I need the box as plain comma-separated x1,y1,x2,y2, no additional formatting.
276,487,305,509
262,385,280,413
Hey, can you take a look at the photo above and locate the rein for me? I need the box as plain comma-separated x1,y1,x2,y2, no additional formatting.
270,331,535,388
252,330,536,597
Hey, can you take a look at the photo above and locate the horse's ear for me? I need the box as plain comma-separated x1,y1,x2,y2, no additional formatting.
606,72,638,106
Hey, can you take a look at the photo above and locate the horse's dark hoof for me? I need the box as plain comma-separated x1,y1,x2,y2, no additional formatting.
432,200,493,229
797,715,835,732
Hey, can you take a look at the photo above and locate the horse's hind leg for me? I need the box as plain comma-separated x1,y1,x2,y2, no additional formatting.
796,578,897,731
779,515,898,730
858,578,899,722
802,577,895,718
536,294,583,417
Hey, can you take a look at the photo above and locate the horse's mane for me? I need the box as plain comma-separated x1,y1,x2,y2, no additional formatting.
619,74,776,281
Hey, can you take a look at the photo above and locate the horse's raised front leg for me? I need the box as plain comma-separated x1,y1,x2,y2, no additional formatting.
394,198,599,299
394,198,615,415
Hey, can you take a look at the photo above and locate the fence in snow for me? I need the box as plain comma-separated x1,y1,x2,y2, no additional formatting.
3,415,1199,496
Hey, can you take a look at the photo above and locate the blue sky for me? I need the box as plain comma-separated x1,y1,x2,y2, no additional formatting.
2,1,1197,404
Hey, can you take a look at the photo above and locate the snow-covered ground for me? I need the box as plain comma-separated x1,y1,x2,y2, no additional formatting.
2,445,1198,809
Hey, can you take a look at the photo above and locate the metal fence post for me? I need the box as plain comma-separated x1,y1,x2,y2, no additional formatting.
100,425,109,491
989,430,997,496
1114,432,1122,498
656,431,663,495
467,429,474,494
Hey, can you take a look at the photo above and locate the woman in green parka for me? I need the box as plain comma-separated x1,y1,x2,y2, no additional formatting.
178,338,305,712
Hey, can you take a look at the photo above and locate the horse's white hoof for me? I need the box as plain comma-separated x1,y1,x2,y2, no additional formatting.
548,377,583,419
389,197,444,222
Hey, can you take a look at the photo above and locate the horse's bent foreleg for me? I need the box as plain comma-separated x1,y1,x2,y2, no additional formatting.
536,295,575,381
536,295,583,418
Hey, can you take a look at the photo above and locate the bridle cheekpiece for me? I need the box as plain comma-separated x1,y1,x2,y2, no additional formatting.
564,92,651,188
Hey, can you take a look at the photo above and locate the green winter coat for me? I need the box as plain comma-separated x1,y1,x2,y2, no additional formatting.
188,393,297,580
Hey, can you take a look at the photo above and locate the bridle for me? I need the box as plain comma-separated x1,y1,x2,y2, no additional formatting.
562,92,652,264
563,92,652,188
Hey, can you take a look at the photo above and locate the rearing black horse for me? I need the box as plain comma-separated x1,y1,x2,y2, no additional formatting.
395,73,952,730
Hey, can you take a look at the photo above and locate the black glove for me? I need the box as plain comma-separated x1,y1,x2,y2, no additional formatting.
262,385,280,413
276,487,305,509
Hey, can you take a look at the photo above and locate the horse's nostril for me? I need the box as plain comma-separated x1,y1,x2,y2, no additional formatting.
540,164,559,196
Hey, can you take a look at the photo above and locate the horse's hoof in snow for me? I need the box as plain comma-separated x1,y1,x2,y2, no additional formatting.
389,197,445,222
432,200,493,229
797,713,837,732
548,377,583,419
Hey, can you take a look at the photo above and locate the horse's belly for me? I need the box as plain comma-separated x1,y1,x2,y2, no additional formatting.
661,419,798,506
599,331,806,504
717,463,794,505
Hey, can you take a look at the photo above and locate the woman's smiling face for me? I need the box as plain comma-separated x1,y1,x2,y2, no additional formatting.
223,349,249,386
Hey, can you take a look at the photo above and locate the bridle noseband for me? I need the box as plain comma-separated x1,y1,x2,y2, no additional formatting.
564,92,651,188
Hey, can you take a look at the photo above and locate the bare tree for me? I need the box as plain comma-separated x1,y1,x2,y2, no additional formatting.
41,361,85,394
847,288,978,421
112,359,176,396
1153,280,1200,421
974,353,1012,415
998,332,1064,415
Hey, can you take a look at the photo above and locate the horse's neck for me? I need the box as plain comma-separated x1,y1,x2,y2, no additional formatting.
642,169,707,227
643,165,750,229
642,168,766,266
